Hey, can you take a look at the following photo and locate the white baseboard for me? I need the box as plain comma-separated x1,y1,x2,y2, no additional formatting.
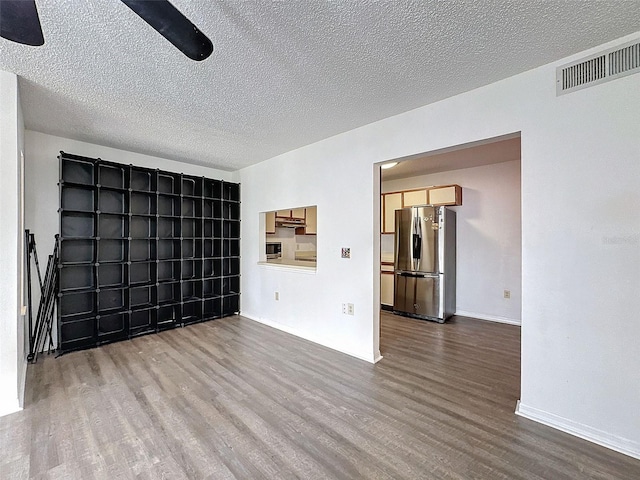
455,310,521,326
241,312,379,364
516,401,640,460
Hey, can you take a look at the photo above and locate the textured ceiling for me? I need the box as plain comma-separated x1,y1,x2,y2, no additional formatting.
1,1,639,171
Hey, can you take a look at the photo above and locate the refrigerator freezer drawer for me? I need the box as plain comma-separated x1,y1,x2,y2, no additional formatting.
393,272,444,321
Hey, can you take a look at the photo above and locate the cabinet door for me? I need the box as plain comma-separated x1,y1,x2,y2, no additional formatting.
383,193,402,233
304,206,317,235
428,185,462,206
266,211,276,234
291,208,305,219
403,189,427,207
276,209,291,218
381,272,394,306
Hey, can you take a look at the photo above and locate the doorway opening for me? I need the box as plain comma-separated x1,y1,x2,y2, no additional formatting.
374,132,522,397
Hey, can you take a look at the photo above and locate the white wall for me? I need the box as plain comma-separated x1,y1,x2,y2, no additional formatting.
0,70,24,416
383,160,522,324
17,77,26,408
241,141,380,363
240,32,640,458
24,131,236,348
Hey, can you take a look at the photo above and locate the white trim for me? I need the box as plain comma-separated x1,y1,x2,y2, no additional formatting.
242,313,378,364
18,355,27,408
516,401,640,460
455,310,521,326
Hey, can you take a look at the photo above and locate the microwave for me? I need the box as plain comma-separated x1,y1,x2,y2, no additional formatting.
266,242,282,259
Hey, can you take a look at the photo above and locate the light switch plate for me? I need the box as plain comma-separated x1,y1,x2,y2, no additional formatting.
341,248,351,259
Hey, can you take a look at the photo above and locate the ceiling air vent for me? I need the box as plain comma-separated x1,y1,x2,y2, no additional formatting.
557,39,640,96
560,55,606,91
609,42,640,76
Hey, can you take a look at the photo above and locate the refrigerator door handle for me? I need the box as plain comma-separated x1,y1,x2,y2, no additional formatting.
412,234,422,260
396,271,439,278
412,208,423,271
413,233,422,270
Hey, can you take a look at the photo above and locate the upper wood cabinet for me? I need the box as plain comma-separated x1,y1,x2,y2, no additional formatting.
382,192,402,233
402,189,428,207
304,206,317,235
276,208,306,219
428,185,462,206
381,185,462,232
271,206,317,235
291,208,306,219
266,211,276,234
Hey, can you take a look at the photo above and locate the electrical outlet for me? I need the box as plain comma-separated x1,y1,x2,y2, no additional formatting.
503,290,511,299
275,291,279,301
342,303,354,315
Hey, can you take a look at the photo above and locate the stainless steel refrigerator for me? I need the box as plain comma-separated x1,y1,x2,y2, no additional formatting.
393,205,456,323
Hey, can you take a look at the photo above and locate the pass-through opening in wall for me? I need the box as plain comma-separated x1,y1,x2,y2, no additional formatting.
259,206,317,270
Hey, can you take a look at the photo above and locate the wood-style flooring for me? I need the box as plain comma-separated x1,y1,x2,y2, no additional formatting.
1,312,639,479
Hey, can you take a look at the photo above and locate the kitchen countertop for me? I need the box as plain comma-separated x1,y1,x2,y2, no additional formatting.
294,251,317,261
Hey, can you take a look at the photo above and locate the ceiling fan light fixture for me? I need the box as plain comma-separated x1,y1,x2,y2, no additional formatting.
380,162,398,170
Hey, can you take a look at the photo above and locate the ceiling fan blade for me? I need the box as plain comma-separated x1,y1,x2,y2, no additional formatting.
0,0,44,46
120,0,212,61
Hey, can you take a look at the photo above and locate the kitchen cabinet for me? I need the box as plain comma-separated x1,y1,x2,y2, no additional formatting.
382,192,402,233
277,208,306,219
304,206,317,235
428,185,462,206
295,206,317,235
266,211,276,234
291,208,306,219
381,263,394,306
402,189,427,207
381,184,462,233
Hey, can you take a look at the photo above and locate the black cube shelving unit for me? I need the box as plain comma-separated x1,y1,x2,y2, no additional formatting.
57,152,241,353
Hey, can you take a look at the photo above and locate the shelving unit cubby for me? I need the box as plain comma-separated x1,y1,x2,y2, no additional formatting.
57,152,241,353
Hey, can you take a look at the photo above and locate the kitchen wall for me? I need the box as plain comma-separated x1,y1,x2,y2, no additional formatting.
0,71,25,416
382,159,522,324
23,131,236,348
268,227,317,260
240,32,640,458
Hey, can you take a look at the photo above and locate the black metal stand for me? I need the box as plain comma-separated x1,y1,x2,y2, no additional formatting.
25,231,59,362
25,231,34,360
